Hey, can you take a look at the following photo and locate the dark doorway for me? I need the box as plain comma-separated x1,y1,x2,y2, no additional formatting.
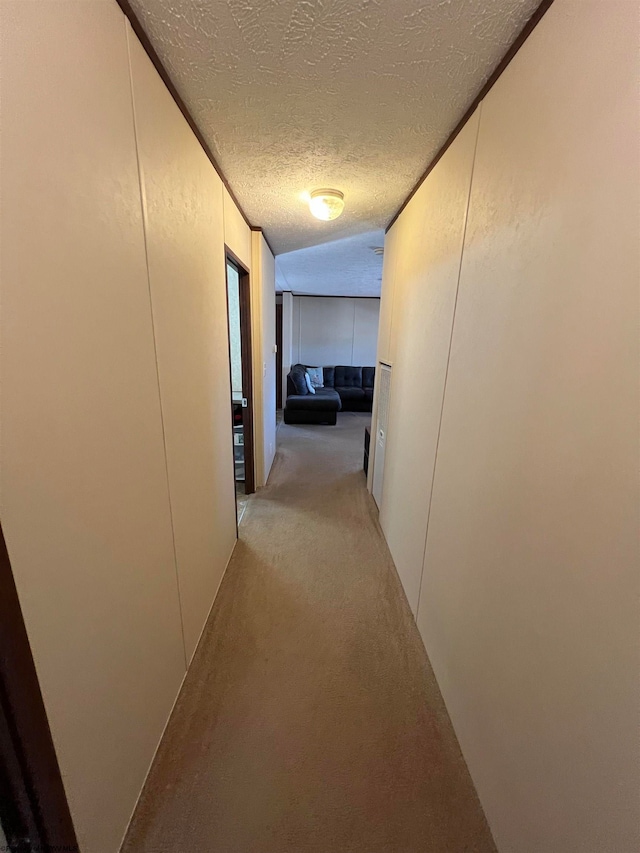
275,299,283,410
225,251,255,518
0,523,78,852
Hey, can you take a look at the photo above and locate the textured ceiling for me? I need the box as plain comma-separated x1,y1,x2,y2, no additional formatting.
128,0,540,294
276,229,385,296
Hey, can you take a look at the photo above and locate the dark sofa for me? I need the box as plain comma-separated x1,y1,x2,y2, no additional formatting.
284,365,375,425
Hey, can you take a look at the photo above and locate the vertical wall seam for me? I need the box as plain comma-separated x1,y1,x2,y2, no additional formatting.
415,104,483,624
352,299,356,365
386,230,401,362
125,24,188,670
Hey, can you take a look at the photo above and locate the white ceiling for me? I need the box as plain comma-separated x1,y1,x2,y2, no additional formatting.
128,0,540,291
276,229,385,296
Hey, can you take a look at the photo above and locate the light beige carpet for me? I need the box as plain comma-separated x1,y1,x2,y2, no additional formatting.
122,412,496,853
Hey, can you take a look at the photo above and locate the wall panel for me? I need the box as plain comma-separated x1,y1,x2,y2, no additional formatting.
0,3,186,851
127,28,237,663
281,291,294,404
223,187,252,269
352,299,382,366
417,2,640,849
251,232,277,486
292,297,380,367
378,113,479,613
375,0,639,850
375,225,400,365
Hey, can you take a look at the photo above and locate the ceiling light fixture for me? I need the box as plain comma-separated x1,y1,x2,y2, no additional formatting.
309,189,345,221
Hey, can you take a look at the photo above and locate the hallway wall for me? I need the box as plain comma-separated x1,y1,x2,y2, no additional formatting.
251,231,277,487
0,2,253,851
373,1,640,850
127,28,237,665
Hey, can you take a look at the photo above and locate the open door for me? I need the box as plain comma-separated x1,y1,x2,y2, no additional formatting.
225,251,255,521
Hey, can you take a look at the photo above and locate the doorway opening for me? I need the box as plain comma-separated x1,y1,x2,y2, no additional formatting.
225,251,255,523
275,296,283,410
0,524,79,851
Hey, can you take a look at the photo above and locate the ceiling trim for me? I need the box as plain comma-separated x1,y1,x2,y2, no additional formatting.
291,294,381,300
116,0,256,235
386,0,556,233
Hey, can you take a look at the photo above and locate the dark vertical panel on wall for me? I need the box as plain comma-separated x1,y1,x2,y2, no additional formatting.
275,303,283,409
0,524,79,850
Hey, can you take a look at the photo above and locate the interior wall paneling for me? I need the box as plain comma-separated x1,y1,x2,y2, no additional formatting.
299,297,353,366
376,225,401,366
385,0,555,231
250,231,277,486
352,299,383,366
281,292,294,404
392,0,638,849
127,26,237,664
367,225,401,493
223,187,252,271
115,0,254,237
292,296,301,365
292,297,380,367
0,3,187,850
378,111,480,614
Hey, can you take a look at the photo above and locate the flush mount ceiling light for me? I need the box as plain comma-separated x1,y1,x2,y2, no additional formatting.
308,189,345,221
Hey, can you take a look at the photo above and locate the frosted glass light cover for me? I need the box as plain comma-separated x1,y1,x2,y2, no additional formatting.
309,189,345,221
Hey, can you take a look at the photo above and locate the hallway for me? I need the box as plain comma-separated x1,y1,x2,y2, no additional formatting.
123,413,495,852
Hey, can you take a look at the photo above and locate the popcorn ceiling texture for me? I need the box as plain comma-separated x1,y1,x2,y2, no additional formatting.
127,0,541,255
276,229,386,296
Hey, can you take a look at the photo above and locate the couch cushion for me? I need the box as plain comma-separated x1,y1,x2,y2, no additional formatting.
286,387,341,412
334,366,363,388
322,366,335,388
362,367,375,389
290,364,308,395
364,388,374,402
335,386,365,402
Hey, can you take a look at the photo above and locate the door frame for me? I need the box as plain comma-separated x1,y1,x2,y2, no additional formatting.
0,522,79,851
275,300,283,410
224,247,255,498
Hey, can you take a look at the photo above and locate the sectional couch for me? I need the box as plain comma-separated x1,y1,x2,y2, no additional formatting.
284,364,375,425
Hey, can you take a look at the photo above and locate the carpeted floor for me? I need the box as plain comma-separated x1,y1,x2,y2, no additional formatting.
122,412,496,853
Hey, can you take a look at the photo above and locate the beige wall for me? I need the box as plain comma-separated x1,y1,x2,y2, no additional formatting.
292,296,380,367
374,1,640,850
223,186,252,270
378,111,479,614
127,27,237,663
281,291,294,405
251,231,277,486
0,2,258,850
222,187,276,490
